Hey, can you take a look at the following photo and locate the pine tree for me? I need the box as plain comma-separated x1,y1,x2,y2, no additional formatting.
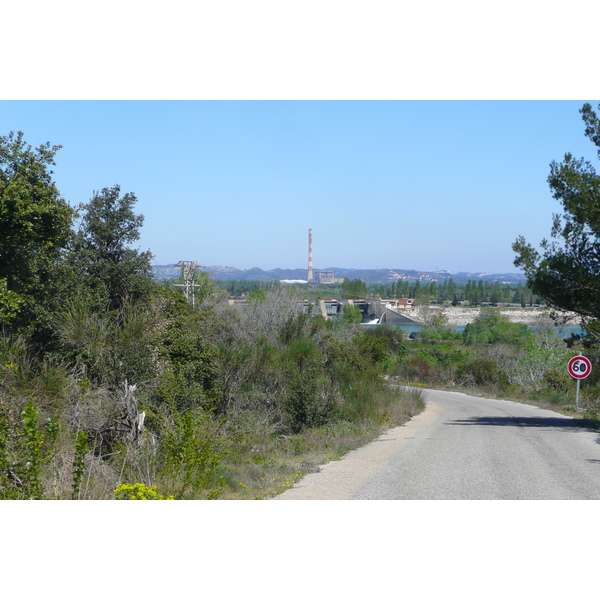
514,103,600,322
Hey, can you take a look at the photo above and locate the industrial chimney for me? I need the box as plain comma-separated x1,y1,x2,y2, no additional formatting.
307,228,313,284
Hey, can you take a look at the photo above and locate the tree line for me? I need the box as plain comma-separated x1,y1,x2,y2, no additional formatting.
342,278,542,307
210,277,544,307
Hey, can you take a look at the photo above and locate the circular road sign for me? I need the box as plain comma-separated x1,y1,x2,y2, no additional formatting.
568,356,592,379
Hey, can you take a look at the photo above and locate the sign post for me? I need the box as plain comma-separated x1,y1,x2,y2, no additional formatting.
567,355,592,408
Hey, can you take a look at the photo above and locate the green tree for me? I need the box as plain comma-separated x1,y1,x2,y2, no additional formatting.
341,303,363,325
155,309,220,412
342,278,367,298
513,103,600,323
0,131,74,333
70,185,154,312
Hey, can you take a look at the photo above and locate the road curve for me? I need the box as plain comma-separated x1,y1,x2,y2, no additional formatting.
274,388,600,500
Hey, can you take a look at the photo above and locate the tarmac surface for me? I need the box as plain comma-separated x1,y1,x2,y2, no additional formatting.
274,388,600,500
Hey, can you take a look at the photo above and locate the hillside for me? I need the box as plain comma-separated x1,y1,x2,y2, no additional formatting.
152,264,528,285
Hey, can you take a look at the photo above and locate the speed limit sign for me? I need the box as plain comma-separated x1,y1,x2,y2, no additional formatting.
568,356,592,379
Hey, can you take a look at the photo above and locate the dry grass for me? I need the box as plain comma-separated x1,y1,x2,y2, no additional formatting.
217,386,425,499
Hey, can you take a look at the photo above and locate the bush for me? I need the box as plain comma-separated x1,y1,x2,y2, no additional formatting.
159,410,223,499
356,325,407,366
0,400,44,499
281,338,337,432
462,309,533,347
544,369,571,392
115,483,174,500
456,357,507,387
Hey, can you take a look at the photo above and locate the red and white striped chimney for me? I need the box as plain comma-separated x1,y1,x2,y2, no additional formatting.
307,228,313,283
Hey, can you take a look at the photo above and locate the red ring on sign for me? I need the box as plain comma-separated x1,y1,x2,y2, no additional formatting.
568,356,592,379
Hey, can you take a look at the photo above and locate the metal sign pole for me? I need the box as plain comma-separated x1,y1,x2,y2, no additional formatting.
576,353,582,408
576,353,581,408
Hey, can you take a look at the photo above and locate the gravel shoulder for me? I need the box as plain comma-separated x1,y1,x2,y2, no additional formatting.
273,402,444,500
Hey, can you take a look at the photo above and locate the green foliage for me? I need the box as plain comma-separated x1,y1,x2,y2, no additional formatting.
463,309,533,346
20,401,44,499
419,313,461,344
514,102,600,322
356,325,407,365
213,279,280,297
71,431,88,500
341,304,362,325
0,131,74,335
278,312,319,346
490,320,533,345
0,279,24,325
543,369,571,392
69,185,154,313
342,278,368,298
160,410,223,499
0,399,45,499
154,310,220,412
509,340,570,392
0,414,13,498
418,328,461,343
281,337,336,433
52,297,158,389
193,271,217,303
463,321,492,345
247,288,266,303
456,357,507,387
115,483,174,500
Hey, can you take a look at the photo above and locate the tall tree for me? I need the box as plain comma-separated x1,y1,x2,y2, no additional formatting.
513,103,600,323
342,278,367,299
70,185,154,312
0,131,74,332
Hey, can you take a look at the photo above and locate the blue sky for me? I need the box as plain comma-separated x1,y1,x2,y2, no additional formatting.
2,100,597,274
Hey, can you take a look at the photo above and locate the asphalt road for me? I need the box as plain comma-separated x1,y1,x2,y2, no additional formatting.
274,388,600,500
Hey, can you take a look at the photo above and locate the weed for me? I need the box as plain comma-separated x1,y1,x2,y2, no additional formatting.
160,410,222,499
71,431,88,499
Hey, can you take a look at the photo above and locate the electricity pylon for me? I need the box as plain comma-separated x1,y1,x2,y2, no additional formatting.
174,261,202,308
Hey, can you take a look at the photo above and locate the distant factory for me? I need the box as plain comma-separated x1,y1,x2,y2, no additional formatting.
306,229,344,285
312,270,345,285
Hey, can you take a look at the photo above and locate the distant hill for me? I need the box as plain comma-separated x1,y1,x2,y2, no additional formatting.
153,264,528,285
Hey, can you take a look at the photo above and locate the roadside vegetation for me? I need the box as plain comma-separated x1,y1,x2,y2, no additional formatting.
0,130,424,500
389,307,600,418
0,281,425,499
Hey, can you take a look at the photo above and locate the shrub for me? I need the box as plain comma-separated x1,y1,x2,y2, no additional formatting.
0,399,44,499
357,325,406,365
462,309,533,347
282,338,336,432
71,430,89,499
544,369,571,392
115,483,174,500
456,357,507,387
160,410,223,499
